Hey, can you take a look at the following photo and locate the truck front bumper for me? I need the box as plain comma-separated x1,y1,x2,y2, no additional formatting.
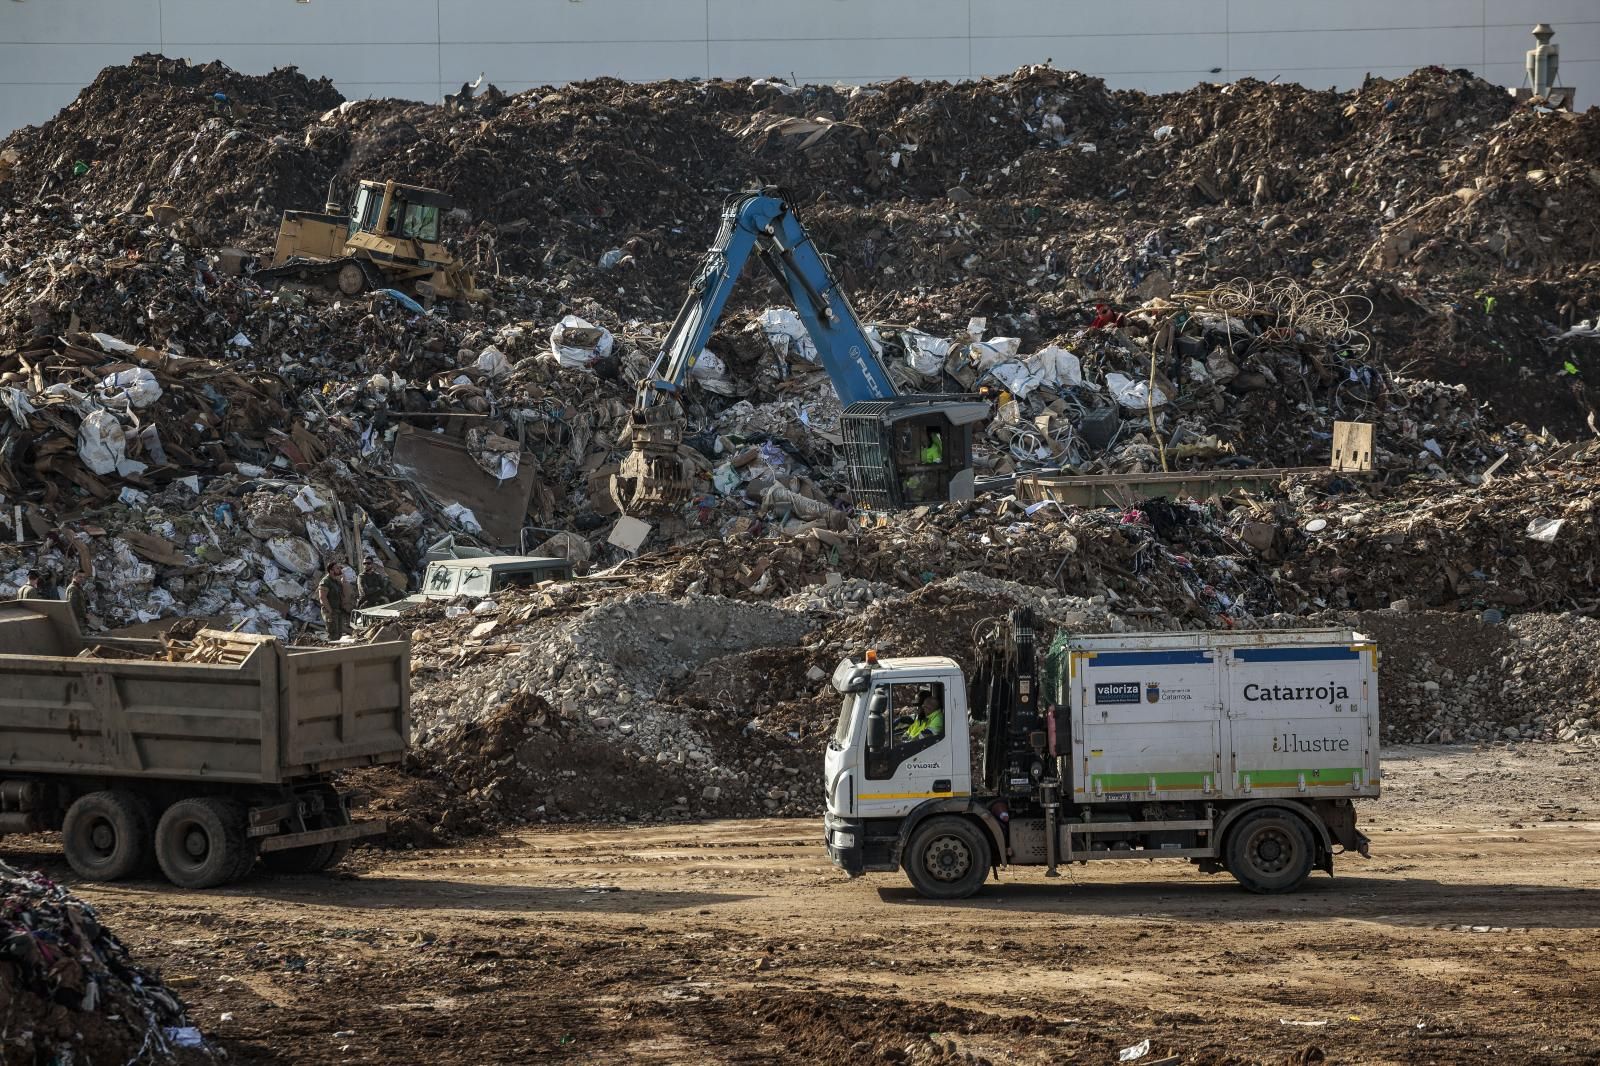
824,813,865,877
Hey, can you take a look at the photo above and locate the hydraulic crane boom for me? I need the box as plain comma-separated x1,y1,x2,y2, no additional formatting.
639,190,896,409
613,188,987,514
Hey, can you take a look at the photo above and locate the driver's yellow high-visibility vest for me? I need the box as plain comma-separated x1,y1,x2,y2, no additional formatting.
906,708,944,739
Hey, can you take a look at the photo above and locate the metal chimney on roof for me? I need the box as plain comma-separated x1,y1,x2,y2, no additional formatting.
1527,23,1559,98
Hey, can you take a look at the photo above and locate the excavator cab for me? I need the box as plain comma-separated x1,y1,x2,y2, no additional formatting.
841,399,988,510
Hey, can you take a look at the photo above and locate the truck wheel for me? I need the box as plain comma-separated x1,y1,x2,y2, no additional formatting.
262,841,337,874
904,816,989,900
1226,809,1315,893
62,791,154,881
155,798,250,889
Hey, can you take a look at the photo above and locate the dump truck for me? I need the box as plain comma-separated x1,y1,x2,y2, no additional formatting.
0,600,409,889
824,611,1378,898
257,178,486,302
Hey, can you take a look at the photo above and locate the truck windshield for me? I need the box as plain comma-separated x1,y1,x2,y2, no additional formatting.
830,695,856,749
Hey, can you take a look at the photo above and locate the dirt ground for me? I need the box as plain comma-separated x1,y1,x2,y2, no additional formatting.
7,744,1597,1065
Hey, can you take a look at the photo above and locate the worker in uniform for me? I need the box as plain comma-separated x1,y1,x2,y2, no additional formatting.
64,572,88,626
904,690,944,741
317,561,351,641
358,558,389,609
905,428,946,502
15,570,42,599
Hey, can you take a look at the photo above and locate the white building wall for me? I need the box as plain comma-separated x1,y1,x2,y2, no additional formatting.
2,0,1595,136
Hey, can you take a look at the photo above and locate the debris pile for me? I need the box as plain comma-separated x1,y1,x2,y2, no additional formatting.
410,592,816,821
403,576,1116,826
0,860,212,1064
4,58,1596,429
1347,609,1600,746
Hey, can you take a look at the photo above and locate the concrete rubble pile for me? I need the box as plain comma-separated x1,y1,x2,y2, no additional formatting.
401,575,1118,826
1341,610,1600,747
0,859,213,1064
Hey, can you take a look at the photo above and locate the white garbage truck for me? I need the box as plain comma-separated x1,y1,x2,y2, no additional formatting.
824,610,1379,898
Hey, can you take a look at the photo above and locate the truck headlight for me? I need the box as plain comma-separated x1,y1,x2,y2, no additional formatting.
831,831,856,849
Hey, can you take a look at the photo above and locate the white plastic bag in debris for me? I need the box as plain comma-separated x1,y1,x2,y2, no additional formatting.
549,316,615,369
1105,372,1172,411
2,386,34,426
442,502,484,535
1038,345,1086,388
98,368,163,408
90,332,139,355
987,346,1087,400
690,348,736,395
988,360,1046,398
967,336,1021,372
758,308,818,364
267,536,319,575
476,345,512,379
901,330,951,378
77,410,146,476
305,517,343,555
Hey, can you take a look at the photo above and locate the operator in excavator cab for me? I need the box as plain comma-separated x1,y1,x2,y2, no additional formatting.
903,689,944,741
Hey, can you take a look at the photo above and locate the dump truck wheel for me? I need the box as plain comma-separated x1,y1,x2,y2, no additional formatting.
1226,808,1315,893
904,816,988,900
262,788,351,874
320,839,354,870
229,830,260,883
155,797,250,889
262,841,337,875
62,790,154,882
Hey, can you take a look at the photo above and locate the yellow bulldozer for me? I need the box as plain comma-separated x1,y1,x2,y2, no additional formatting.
257,179,487,303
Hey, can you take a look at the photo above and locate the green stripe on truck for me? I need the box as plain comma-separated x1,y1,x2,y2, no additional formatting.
1243,768,1363,787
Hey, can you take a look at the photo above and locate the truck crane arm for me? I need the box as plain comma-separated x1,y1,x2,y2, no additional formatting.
614,189,899,511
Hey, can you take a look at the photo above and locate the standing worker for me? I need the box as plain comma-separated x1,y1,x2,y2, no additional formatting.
15,570,42,599
64,572,88,626
358,558,389,609
317,561,351,641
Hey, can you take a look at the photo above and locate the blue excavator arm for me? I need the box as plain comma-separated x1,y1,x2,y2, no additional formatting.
614,188,982,516
635,190,897,410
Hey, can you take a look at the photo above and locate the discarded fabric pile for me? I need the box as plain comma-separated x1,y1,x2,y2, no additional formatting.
0,859,212,1064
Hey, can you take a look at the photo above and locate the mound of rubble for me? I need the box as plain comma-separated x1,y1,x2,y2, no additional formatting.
4,57,1597,426
1353,609,1600,747
402,576,1118,827
0,860,213,1064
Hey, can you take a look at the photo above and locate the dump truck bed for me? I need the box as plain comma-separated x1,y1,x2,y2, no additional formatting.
0,601,408,785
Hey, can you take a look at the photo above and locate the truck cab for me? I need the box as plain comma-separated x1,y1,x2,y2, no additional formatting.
825,654,981,877
825,614,1379,900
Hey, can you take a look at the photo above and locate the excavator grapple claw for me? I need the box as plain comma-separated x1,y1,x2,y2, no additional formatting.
611,408,693,514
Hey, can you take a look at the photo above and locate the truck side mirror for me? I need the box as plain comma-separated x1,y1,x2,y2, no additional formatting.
867,690,889,751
